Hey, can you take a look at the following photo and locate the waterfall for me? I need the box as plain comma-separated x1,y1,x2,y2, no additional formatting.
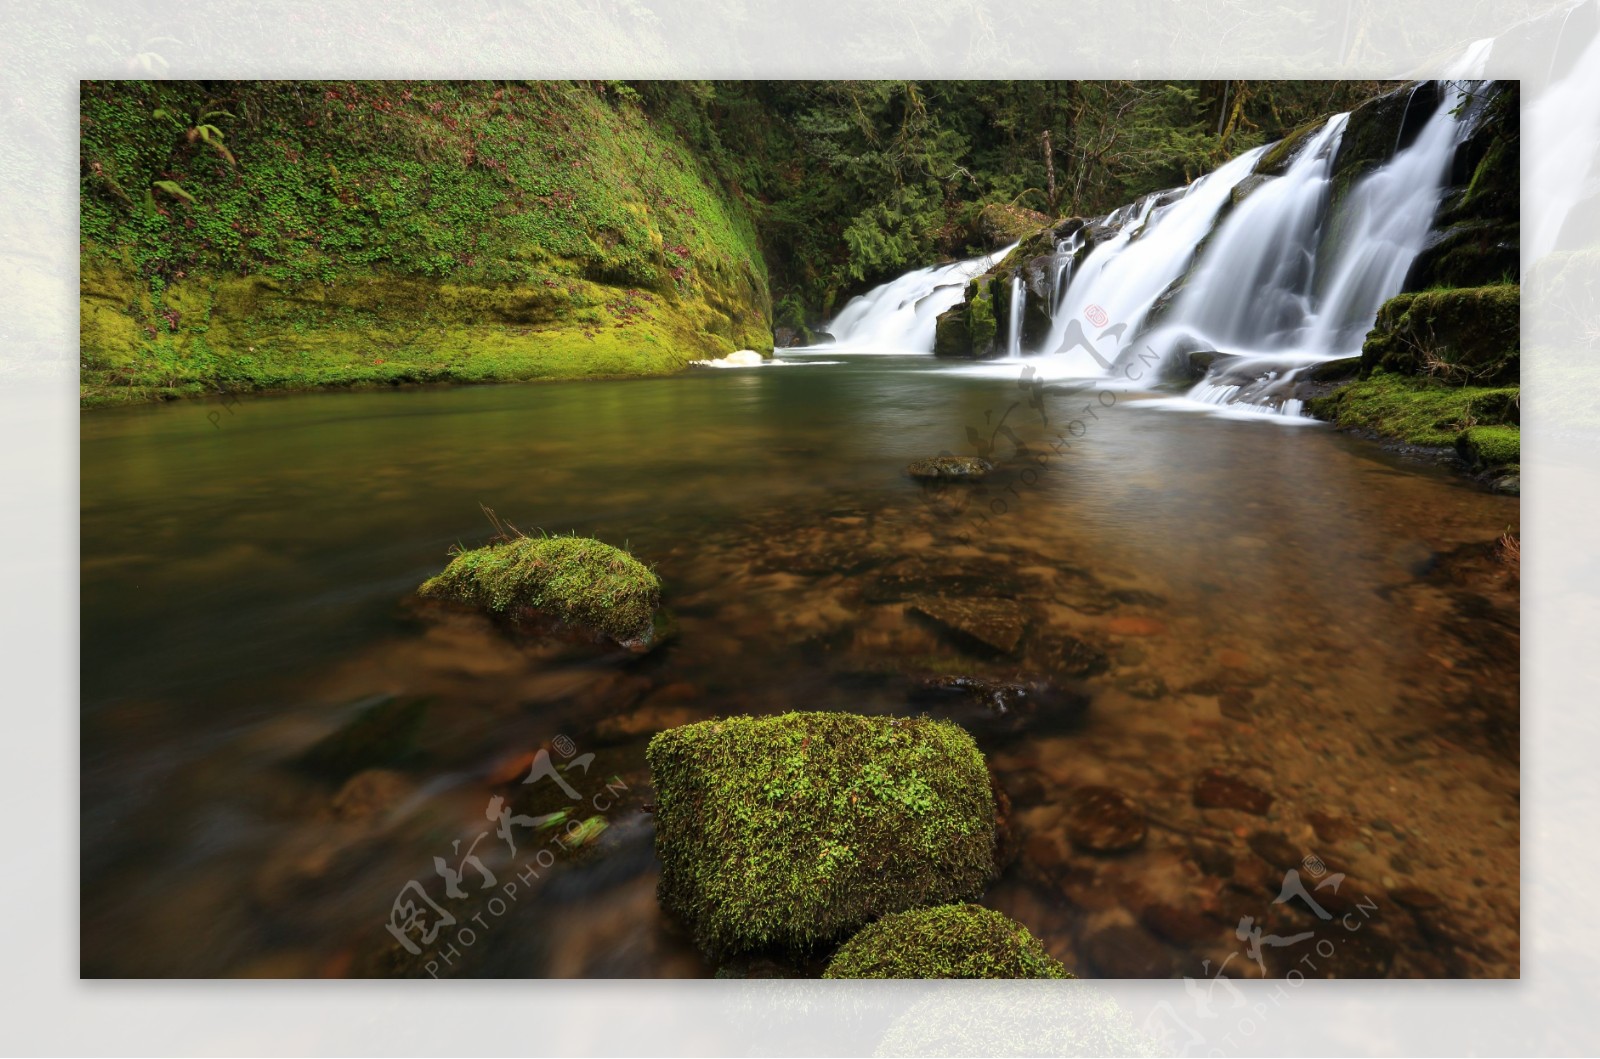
1154,117,1347,358
1037,147,1264,374
823,244,1015,352
1005,275,1025,357
1167,85,1474,413
823,80,1488,419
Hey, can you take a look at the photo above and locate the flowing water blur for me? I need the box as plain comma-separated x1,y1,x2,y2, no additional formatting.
80,355,1519,978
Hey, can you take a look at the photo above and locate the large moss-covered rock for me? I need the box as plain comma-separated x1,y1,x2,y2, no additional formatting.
647,712,998,958
418,534,662,648
823,904,1068,979
1360,285,1519,384
933,304,974,358
934,275,1008,358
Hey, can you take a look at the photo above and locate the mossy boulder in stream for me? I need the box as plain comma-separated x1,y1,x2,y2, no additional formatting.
418,535,662,649
823,903,1069,979
647,712,998,958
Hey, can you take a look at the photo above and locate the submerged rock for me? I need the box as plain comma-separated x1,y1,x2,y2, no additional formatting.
1307,356,1362,382
1192,768,1274,815
417,534,663,650
647,712,998,958
823,904,1068,979
1184,350,1231,379
908,595,1027,655
906,454,994,480
1064,785,1147,853
910,674,1089,740
1083,923,1177,979
297,695,428,780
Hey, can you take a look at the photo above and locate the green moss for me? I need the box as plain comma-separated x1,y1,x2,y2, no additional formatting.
1255,120,1322,176
647,712,998,959
1359,285,1519,384
966,277,998,354
418,534,661,646
80,80,771,404
976,203,1051,247
1306,372,1519,447
1456,424,1520,470
823,904,1068,979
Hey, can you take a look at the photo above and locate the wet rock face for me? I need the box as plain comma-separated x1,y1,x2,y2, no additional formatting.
1409,82,1519,290
1330,80,1444,210
906,455,994,480
1063,785,1148,853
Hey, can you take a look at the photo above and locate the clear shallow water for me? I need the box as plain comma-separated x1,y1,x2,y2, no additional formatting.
80,356,1519,978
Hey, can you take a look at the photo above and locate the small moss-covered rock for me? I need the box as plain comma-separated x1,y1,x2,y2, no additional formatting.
1456,424,1520,470
1360,285,1519,384
906,455,993,480
648,712,998,958
418,534,661,648
823,904,1068,979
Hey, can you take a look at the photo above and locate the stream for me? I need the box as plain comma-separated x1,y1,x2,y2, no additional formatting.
80,354,1520,978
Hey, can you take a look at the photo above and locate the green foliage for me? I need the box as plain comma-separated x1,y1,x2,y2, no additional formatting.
823,904,1069,979
647,712,998,959
418,534,661,645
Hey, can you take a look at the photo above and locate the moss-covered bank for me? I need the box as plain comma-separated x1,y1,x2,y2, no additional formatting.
823,904,1069,979
80,81,771,405
647,712,998,959
1309,283,1519,476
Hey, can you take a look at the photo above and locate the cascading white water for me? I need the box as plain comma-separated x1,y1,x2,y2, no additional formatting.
823,244,1015,352
1037,147,1266,375
1170,84,1475,413
1050,228,1084,311
1155,117,1347,356
821,80,1490,420
1005,275,1025,357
